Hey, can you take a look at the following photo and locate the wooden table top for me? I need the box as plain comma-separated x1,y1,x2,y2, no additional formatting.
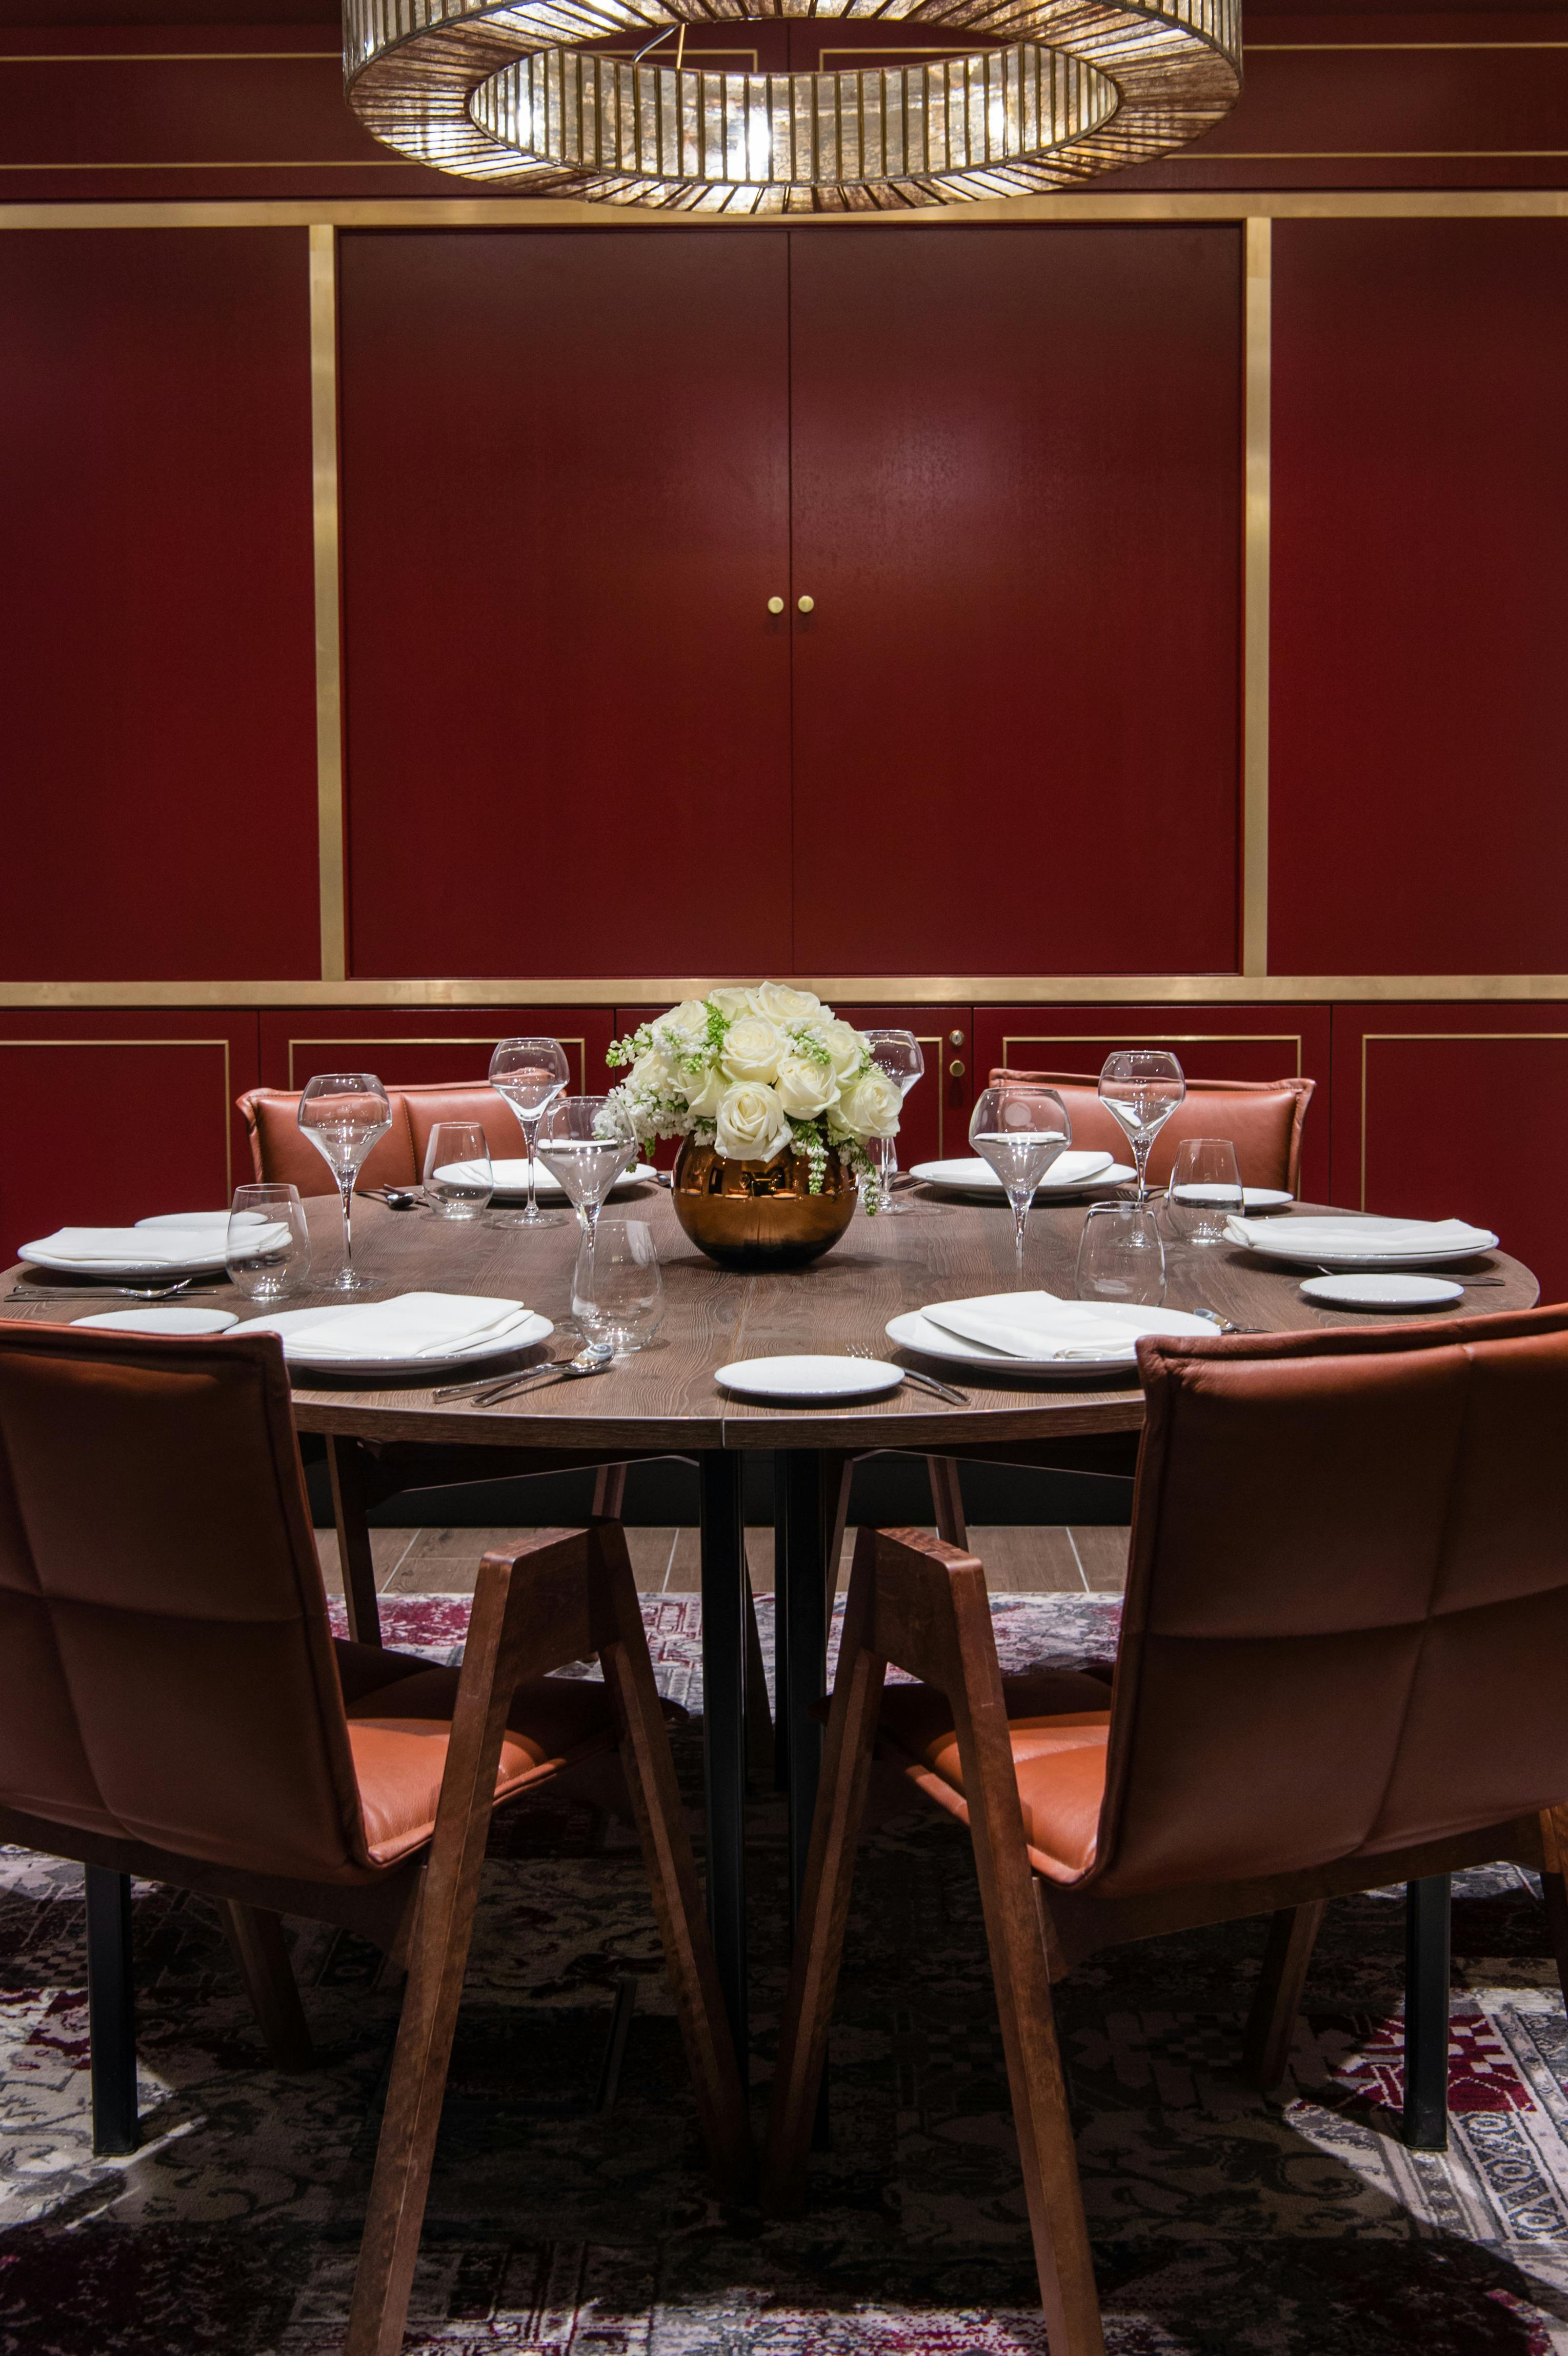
1,1185,1538,1456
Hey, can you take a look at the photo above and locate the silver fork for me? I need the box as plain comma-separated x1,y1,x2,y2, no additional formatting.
846,1343,968,1405
3,1276,217,1303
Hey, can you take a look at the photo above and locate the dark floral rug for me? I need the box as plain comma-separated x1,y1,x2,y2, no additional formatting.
3,1592,1566,2355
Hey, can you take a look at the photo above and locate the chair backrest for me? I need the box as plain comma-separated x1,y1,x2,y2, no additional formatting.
236,1084,526,1197
987,1069,1313,1193
0,1323,376,1883
1091,1307,1568,1900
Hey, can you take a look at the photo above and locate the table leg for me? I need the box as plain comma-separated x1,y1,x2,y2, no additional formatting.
326,1436,383,1647
1403,1874,1451,2151
698,1451,748,2065
777,1451,829,1926
85,1866,138,2157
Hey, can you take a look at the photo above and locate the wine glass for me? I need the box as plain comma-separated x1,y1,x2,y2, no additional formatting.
489,1037,571,1228
864,1028,923,1216
969,1083,1072,1257
1075,1202,1167,1304
1098,1050,1185,1205
572,1219,664,1355
1165,1137,1243,1246
296,1072,391,1293
535,1095,637,1244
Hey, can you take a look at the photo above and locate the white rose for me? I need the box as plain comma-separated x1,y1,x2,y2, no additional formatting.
683,1063,727,1119
754,982,823,1023
720,1014,785,1085
837,1067,902,1141
629,1045,676,1094
658,997,711,1049
774,1052,836,1119
707,985,756,1019
715,1081,792,1165
815,1018,866,1085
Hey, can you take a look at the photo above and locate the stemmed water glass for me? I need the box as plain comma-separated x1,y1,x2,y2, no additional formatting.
1098,1050,1185,1205
969,1083,1072,1259
296,1071,392,1293
489,1037,571,1228
865,1028,923,1215
535,1095,637,1245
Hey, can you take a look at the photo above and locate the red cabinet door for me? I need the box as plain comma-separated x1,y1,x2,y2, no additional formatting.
788,225,1244,977
338,229,792,982
974,1004,1333,1200
0,1012,261,1266
1332,1005,1567,1300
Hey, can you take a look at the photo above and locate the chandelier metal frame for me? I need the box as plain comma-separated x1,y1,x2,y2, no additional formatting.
344,0,1241,213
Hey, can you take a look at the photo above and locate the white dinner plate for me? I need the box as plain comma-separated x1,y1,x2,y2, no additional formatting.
230,1306,553,1379
715,1354,903,1403
1300,1273,1465,1311
436,1157,658,1204
910,1154,1136,1199
71,1306,240,1336
1234,1229,1499,1272
135,1211,232,1232
886,1304,1217,1379
18,1240,230,1280
1173,1185,1294,1213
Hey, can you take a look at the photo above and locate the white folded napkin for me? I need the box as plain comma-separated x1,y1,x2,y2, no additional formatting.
1041,1150,1113,1186
222,1221,295,1258
921,1291,1201,1362
277,1292,533,1363
1223,1214,1496,1258
24,1226,226,1267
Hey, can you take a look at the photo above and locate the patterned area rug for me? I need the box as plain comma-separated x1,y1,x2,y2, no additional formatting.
3,1592,1567,2355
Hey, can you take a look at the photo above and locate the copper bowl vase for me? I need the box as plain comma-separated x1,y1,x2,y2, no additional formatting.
670,1136,858,1271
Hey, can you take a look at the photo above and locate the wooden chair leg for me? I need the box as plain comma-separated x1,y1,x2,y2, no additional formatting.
85,1866,138,2157
743,1565,774,1783
1403,1874,1451,2151
327,1435,383,1647
926,1455,969,1548
1242,1902,1324,2092
763,1532,887,2212
591,1461,628,1518
345,1551,541,2356
216,1901,314,2072
592,1522,754,2185
826,1457,853,1594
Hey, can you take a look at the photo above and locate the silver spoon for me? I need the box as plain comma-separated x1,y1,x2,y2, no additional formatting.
429,1342,607,1403
470,1345,615,1410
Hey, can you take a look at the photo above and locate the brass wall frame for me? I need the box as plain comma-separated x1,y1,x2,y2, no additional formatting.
284,1031,589,1088
1001,1029,1304,1074
0,1037,234,1190
1358,1031,1568,1208
1,189,1563,1015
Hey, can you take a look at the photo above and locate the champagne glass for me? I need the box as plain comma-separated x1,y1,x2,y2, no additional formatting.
1166,1137,1243,1246
1098,1049,1185,1205
572,1219,664,1355
489,1037,571,1229
296,1072,391,1294
536,1095,637,1245
969,1083,1071,1258
226,1183,310,1303
865,1028,923,1216
1075,1201,1167,1305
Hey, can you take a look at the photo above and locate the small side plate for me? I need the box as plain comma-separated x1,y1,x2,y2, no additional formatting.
716,1354,902,1403
71,1306,240,1335
1300,1273,1464,1311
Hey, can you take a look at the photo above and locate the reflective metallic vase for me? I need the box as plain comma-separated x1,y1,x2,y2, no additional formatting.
671,1136,858,1271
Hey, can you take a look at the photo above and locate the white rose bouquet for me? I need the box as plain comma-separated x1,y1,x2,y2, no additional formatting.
605,985,902,1202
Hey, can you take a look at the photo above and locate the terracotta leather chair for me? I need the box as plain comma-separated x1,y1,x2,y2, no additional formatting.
236,1083,530,1200
988,1067,1315,1194
765,1307,1568,2356
0,1321,750,2356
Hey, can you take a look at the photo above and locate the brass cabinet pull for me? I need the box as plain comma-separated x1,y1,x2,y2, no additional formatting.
767,595,785,614
797,595,814,614
949,1059,966,1078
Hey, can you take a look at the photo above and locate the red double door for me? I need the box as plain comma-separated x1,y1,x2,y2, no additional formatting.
339,224,1243,984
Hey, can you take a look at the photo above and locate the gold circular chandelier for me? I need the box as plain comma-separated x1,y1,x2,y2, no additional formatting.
344,0,1241,213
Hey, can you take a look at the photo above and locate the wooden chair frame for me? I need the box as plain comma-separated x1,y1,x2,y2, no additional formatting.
764,1526,1568,2356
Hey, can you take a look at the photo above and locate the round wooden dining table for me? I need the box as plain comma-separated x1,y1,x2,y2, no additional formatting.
1,1182,1538,2061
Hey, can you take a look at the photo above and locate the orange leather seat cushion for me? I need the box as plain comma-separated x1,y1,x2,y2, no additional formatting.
879,1672,1112,1885
334,1638,621,1866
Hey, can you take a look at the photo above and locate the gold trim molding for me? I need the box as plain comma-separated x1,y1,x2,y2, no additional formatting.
309,223,347,984
1241,215,1269,978
7,977,1568,1009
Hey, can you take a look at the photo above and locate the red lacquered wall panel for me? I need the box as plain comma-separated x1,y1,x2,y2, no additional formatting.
338,231,792,981
0,1013,260,1266
1331,1006,1565,1299
789,226,1243,976
1270,221,1568,977
0,231,320,981
974,1004,1333,1199
257,1008,616,1095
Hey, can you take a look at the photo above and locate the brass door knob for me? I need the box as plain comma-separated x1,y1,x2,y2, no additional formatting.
797,595,814,613
767,596,785,614
949,1059,966,1078
948,1030,966,1048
